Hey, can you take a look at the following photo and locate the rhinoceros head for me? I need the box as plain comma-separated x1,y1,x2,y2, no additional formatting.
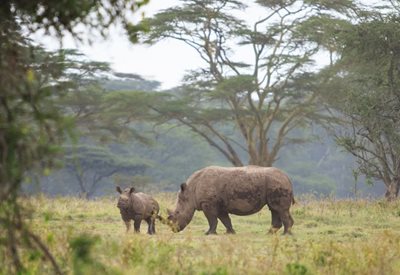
116,186,135,219
167,183,195,232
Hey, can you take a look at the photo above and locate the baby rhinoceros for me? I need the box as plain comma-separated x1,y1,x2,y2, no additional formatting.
116,186,160,235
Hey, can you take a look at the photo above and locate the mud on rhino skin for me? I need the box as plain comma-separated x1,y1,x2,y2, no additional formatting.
167,166,295,235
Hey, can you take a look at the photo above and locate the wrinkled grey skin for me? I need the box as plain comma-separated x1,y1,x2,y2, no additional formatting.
167,166,295,235
116,186,160,235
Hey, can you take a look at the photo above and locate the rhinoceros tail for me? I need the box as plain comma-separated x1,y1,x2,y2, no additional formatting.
288,176,295,205
150,210,166,223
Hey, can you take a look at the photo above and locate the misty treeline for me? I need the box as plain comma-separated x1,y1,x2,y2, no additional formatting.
31,70,384,199
1,0,399,272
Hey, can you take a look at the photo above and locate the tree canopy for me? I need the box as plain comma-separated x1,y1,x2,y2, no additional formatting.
130,0,356,167
322,4,400,200
1,0,149,39
63,144,149,198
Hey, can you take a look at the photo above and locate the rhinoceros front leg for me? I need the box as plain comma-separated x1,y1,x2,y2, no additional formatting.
151,219,156,234
218,212,235,234
124,220,131,232
280,209,294,235
202,203,218,235
133,219,141,233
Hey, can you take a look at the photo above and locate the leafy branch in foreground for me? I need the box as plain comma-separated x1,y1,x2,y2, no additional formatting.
0,0,150,41
0,21,70,274
0,0,151,273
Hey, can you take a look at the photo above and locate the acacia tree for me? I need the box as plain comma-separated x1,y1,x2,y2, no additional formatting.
131,0,356,166
322,2,400,200
56,51,161,144
0,0,150,273
63,145,149,199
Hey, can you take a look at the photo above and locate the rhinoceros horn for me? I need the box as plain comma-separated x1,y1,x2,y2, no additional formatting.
167,208,173,216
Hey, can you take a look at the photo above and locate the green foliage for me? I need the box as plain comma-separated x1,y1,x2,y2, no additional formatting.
0,20,74,274
70,234,99,262
62,144,150,198
0,0,151,272
1,0,150,40
100,74,160,91
296,14,351,55
212,75,256,99
55,52,162,145
303,0,355,13
201,267,228,275
128,0,246,44
285,262,310,275
64,144,149,170
322,4,400,199
69,234,109,275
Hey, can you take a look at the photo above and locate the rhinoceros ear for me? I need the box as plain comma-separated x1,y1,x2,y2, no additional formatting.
129,187,135,194
116,186,122,194
180,182,187,192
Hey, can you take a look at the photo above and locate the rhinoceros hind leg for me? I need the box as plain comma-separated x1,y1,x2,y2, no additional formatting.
279,210,294,235
218,213,235,234
146,217,155,235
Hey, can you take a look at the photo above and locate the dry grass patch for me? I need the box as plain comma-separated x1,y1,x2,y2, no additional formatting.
6,195,400,274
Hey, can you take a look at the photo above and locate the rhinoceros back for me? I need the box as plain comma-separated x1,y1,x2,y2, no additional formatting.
135,193,160,217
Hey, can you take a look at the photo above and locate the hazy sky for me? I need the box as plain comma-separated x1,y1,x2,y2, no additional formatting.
32,0,282,90
33,0,203,89
32,0,346,89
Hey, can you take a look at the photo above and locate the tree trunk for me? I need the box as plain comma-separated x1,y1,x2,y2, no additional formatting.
76,175,88,199
79,191,89,200
385,177,400,201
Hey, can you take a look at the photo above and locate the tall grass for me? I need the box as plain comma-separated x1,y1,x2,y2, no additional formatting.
4,194,400,274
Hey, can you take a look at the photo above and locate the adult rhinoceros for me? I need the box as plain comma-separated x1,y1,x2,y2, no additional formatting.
167,166,295,235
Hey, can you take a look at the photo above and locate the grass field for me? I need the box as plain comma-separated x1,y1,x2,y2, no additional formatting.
7,194,400,274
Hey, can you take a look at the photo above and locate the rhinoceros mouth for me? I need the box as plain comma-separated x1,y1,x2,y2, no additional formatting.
172,224,180,233
168,220,180,233
157,215,180,232
165,219,180,232
117,200,129,209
